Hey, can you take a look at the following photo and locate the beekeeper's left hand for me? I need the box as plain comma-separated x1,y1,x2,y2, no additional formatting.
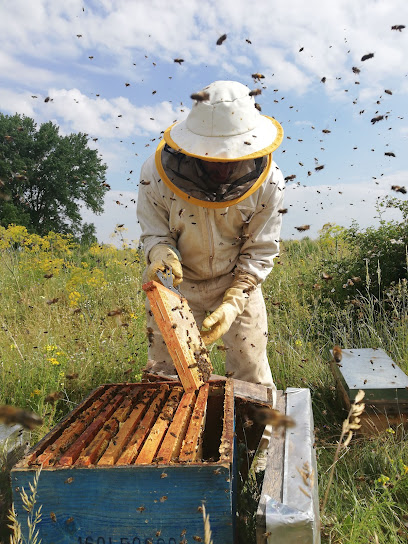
201,272,258,345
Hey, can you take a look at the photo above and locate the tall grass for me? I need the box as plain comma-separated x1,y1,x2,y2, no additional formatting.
1,224,408,543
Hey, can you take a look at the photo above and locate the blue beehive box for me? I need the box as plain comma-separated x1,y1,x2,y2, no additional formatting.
11,380,235,543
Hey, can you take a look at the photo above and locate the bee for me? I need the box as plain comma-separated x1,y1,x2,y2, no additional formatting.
174,58,184,64
216,33,227,45
0,405,43,429
65,477,74,484
315,165,325,171
44,273,53,279
146,327,154,344
295,225,310,232
45,391,63,405
243,418,253,429
243,141,251,145
50,512,57,522
193,536,202,542
384,89,392,95
321,77,326,83
140,180,151,185
391,185,407,194
65,373,79,380
246,38,252,44
361,52,374,61
88,56,94,59
46,297,59,305
76,34,82,38
66,517,74,524
160,472,168,478
322,272,333,281
322,129,331,134
249,89,262,96
278,208,288,214
159,495,168,502
107,308,122,317
252,72,265,80
284,174,296,181
391,25,405,31
385,152,396,157
254,102,262,112
155,531,161,537
352,67,360,74
256,408,296,429
44,96,50,102
371,115,384,124
190,91,210,102
125,82,130,87
137,506,145,512
333,345,342,362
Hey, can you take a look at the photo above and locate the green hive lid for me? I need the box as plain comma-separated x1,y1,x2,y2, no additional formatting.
331,348,408,403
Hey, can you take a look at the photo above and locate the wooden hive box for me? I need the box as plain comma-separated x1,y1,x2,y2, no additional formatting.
11,380,235,544
330,348,408,434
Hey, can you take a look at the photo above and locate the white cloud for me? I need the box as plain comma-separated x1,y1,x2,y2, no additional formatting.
282,171,408,239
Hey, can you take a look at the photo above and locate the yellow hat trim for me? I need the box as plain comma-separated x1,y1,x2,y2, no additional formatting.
155,139,272,209
163,116,284,162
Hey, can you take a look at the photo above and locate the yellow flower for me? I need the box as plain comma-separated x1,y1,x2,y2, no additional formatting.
295,339,303,347
48,357,60,366
30,389,41,397
386,428,395,434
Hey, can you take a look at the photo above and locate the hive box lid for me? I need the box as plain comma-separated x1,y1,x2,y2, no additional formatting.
330,348,408,403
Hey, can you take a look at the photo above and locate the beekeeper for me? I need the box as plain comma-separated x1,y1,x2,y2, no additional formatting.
137,80,285,468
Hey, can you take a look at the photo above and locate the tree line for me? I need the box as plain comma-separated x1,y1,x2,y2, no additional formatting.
0,113,108,242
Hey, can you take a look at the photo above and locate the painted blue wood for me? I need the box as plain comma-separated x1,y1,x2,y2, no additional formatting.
12,464,234,544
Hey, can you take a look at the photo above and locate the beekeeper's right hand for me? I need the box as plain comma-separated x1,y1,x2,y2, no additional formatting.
147,245,183,286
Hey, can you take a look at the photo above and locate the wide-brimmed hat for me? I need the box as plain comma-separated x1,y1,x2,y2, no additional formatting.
163,80,284,161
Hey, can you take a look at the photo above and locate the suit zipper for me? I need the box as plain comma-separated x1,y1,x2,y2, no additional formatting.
205,209,214,276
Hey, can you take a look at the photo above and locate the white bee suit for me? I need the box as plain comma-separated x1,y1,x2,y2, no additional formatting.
137,151,285,395
137,80,286,470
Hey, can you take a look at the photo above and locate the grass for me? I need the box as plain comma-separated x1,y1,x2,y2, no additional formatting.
0,224,408,543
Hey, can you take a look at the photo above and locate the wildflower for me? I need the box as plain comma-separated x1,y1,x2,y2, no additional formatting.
69,291,81,307
30,389,41,397
48,357,60,366
295,339,303,347
377,474,390,487
386,428,395,434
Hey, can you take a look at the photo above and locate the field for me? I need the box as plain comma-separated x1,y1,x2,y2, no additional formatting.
1,223,408,543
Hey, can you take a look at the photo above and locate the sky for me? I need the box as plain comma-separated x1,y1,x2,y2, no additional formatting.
1,0,407,245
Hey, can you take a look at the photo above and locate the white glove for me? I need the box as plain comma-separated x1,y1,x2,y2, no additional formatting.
147,245,183,286
201,272,258,345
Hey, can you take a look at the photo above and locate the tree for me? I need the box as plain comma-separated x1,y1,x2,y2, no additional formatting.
0,113,108,237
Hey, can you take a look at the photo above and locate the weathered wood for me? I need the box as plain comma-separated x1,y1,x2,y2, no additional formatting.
179,383,209,462
135,386,184,464
219,379,235,462
19,385,108,467
156,390,197,463
11,465,235,544
143,371,273,403
75,390,136,466
98,388,155,466
34,386,119,467
143,280,213,392
11,381,236,544
58,389,129,466
256,391,286,544
116,386,169,465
